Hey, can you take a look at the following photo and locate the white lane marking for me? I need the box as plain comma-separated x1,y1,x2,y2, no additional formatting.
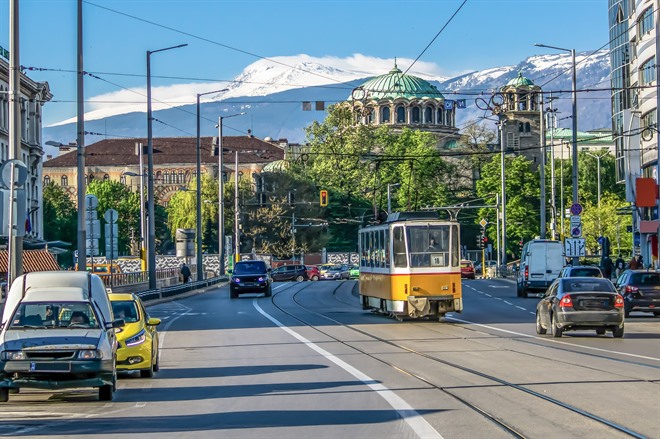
503,301,513,306
447,316,660,362
494,297,502,301
253,300,444,439
484,294,492,297
488,286,509,289
516,306,527,311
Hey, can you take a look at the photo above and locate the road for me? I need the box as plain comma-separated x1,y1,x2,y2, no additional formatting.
1,278,659,438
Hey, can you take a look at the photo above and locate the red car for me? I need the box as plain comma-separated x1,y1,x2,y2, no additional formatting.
461,260,476,279
305,265,320,281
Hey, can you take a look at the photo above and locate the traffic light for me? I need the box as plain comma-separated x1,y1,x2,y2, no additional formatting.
519,240,524,250
482,236,488,248
477,234,485,249
320,189,328,207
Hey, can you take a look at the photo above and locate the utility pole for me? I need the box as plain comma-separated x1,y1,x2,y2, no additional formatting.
539,96,546,239
76,0,86,271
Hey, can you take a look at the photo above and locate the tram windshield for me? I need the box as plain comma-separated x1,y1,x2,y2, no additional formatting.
407,225,451,268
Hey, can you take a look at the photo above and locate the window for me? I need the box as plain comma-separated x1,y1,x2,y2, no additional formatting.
396,106,406,123
163,171,170,184
407,225,450,268
506,132,519,149
393,226,407,268
638,7,654,37
103,174,109,181
61,175,68,186
43,175,50,185
179,170,184,183
642,109,656,139
381,107,390,123
437,110,444,125
411,107,420,123
425,107,433,123
120,175,126,185
640,57,656,85
519,123,524,132
525,122,531,133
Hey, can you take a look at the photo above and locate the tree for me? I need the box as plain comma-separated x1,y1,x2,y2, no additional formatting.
86,180,141,255
43,182,77,246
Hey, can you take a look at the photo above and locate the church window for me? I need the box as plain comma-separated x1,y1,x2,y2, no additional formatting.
61,175,68,186
518,123,524,132
425,107,433,123
44,175,50,186
396,106,406,123
156,171,162,183
120,175,126,185
381,107,390,122
525,122,531,133
412,107,420,123
518,93,528,110
103,174,110,181
437,109,444,125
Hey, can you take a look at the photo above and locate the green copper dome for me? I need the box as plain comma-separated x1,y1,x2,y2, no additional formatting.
262,159,288,173
350,62,444,101
505,71,535,87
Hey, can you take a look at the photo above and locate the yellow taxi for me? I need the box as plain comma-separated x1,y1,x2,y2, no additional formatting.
108,293,161,378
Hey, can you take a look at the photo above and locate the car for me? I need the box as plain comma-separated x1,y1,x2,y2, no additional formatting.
536,277,625,338
348,264,360,279
321,264,350,280
460,259,476,279
271,264,308,282
109,293,161,378
230,260,272,298
305,265,320,281
559,265,603,278
614,269,660,317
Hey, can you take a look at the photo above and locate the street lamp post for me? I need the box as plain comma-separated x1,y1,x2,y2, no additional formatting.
387,183,401,214
195,88,228,281
146,44,187,290
584,150,607,235
535,43,578,261
499,119,508,268
234,150,240,262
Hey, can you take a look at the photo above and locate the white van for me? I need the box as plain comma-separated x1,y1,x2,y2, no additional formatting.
516,239,565,298
0,271,123,402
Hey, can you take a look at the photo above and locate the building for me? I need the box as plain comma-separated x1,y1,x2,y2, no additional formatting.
546,128,615,159
0,56,52,243
43,135,285,205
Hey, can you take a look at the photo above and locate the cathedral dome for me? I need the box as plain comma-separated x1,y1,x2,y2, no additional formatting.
350,63,443,101
262,159,288,173
505,71,536,88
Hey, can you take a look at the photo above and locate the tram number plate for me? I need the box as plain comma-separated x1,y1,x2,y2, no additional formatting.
430,253,444,267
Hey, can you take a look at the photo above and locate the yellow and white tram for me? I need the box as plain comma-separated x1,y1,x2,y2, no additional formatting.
358,211,463,319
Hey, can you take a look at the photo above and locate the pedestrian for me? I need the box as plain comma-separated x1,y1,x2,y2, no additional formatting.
601,255,613,279
629,255,641,270
180,263,191,283
615,254,625,278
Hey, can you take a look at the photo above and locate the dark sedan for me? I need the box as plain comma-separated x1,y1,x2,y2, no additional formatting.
615,270,660,317
536,277,625,338
230,261,272,298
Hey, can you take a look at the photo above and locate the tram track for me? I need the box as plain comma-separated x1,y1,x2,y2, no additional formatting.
268,280,648,439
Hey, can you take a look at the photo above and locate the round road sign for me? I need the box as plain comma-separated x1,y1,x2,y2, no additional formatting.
570,203,582,215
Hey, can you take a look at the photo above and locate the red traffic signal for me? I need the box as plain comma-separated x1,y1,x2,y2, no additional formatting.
320,189,328,207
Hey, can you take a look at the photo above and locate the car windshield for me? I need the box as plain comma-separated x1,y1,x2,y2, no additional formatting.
630,273,660,286
563,279,615,293
328,265,343,272
233,262,267,274
9,302,99,329
461,261,473,268
111,300,140,323
571,268,601,277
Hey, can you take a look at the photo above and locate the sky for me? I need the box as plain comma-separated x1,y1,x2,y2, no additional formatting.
1,0,609,127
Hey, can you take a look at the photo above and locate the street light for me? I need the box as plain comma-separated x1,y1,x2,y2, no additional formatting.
535,43,578,260
122,167,146,269
499,119,508,267
146,43,187,290
218,112,245,271
196,88,228,281
386,183,401,214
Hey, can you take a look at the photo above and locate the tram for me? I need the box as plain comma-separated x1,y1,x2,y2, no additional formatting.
358,211,463,319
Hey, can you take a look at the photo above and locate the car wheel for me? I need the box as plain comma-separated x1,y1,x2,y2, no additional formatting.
596,328,606,336
99,384,114,401
521,287,528,299
535,312,547,334
230,288,238,299
624,308,630,318
140,367,154,378
153,353,160,372
551,313,563,338
654,312,660,317
265,286,272,297
0,388,8,403
516,283,522,297
312,275,319,281
612,324,624,338
295,275,304,282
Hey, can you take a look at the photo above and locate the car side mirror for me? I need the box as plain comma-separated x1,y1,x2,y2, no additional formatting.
267,268,272,272
109,319,125,329
147,317,161,326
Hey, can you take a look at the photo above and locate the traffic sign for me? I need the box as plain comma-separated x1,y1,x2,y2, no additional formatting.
571,223,582,237
88,219,101,239
569,215,581,225
0,159,28,189
85,194,99,210
85,238,100,256
564,238,586,257
479,219,487,228
104,208,119,224
570,203,583,215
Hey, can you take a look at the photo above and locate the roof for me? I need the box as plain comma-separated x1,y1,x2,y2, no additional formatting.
262,159,289,173
44,136,284,168
0,250,61,272
108,293,136,301
504,71,536,88
547,128,613,144
350,62,444,101
24,287,88,303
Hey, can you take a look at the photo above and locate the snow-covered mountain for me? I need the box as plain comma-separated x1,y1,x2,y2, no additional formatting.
43,51,611,157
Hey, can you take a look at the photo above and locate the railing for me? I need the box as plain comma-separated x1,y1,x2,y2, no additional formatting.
136,276,228,302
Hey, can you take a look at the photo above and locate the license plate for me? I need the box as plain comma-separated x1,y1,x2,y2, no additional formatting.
29,362,71,373
244,282,256,286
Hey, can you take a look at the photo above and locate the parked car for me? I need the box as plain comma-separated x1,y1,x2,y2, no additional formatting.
271,264,308,282
614,269,660,317
305,265,320,281
349,265,360,279
559,265,603,278
109,293,161,378
460,259,476,279
517,239,564,298
230,260,272,298
536,277,625,338
321,264,350,280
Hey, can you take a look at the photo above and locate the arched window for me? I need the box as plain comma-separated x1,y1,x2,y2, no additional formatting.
437,109,444,125
525,122,531,133
185,170,191,183
120,175,126,185
103,174,109,181
381,107,390,123
163,171,170,184
518,93,528,110
88,174,94,183
367,108,375,124
61,175,68,186
156,171,162,184
425,107,433,123
396,106,406,123
43,175,51,186
178,170,184,183
446,110,453,126
411,107,420,123
519,123,524,132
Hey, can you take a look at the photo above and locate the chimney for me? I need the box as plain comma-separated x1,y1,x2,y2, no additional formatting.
247,129,253,138
46,155,52,161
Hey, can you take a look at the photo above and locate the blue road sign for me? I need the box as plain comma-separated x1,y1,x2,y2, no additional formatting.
570,203,583,215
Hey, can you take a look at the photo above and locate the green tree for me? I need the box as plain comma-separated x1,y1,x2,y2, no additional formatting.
43,182,77,246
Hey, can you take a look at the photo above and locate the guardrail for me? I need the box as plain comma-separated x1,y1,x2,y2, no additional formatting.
135,276,228,302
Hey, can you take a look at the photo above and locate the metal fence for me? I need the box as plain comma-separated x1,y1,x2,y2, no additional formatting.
135,276,228,302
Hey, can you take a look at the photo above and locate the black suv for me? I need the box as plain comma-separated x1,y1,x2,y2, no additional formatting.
230,260,272,298
614,269,660,317
271,264,308,282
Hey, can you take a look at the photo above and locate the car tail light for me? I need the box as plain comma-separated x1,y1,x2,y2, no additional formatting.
614,295,624,308
559,294,573,308
524,265,528,280
625,285,638,293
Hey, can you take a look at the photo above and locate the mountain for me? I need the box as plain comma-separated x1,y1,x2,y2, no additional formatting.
43,51,611,157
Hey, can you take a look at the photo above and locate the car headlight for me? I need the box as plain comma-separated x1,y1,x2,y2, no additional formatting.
233,277,241,284
78,349,102,359
126,329,146,347
0,350,25,360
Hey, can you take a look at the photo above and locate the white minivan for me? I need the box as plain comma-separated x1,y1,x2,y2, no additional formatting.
516,239,565,298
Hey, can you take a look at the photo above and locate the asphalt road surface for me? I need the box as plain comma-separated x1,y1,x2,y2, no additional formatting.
1,278,659,438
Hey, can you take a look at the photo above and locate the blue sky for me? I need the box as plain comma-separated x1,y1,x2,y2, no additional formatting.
1,0,608,126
